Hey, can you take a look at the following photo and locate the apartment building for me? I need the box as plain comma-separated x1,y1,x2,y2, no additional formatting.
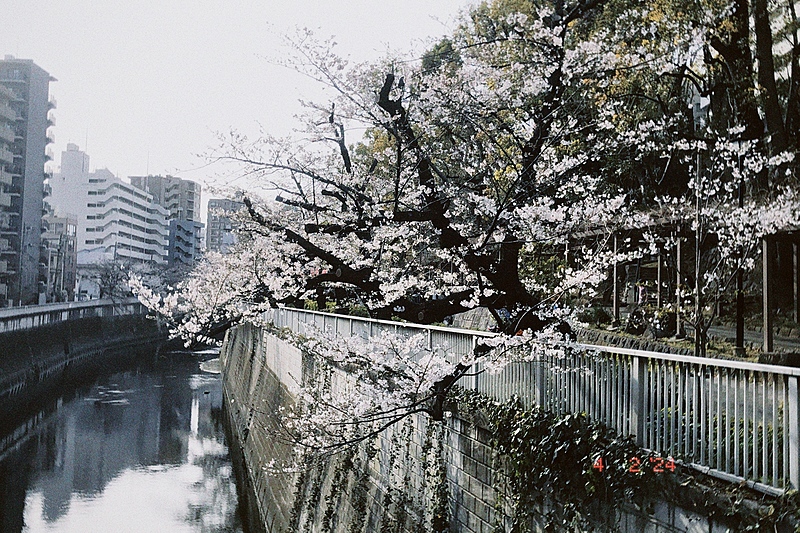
41,211,77,302
50,144,169,266
130,174,203,266
0,56,55,305
206,198,245,254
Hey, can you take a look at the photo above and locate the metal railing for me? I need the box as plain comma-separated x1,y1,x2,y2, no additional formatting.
266,307,800,495
0,297,145,334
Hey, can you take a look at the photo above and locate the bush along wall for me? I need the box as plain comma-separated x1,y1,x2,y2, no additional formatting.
447,387,800,532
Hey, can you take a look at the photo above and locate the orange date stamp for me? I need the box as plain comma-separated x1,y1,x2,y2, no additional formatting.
592,456,676,473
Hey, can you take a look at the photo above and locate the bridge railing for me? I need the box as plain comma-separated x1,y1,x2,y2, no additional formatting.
0,297,145,334
266,307,800,495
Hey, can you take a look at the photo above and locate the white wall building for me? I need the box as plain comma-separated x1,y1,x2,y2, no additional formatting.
50,144,169,265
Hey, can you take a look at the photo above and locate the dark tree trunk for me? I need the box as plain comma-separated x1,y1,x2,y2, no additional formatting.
753,0,789,155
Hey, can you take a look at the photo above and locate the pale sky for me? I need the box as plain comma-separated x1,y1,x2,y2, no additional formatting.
1,0,472,196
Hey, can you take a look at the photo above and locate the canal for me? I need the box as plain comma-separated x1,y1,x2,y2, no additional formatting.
0,347,248,533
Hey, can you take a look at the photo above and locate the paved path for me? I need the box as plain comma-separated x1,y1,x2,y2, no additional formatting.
707,325,800,352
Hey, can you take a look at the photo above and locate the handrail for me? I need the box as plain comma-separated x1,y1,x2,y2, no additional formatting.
269,307,800,377
265,307,800,494
0,297,144,334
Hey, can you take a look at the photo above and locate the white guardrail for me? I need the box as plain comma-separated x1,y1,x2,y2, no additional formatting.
0,297,145,334
266,307,800,495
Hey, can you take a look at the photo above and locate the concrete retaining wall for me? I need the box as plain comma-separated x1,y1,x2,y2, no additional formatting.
0,314,164,425
221,323,741,533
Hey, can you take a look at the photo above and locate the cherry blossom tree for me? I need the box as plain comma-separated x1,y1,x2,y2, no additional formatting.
133,0,800,454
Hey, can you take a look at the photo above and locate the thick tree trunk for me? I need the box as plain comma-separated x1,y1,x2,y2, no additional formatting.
709,0,762,140
753,0,789,154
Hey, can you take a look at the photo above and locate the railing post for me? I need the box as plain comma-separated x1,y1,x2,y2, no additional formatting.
471,335,479,392
534,353,545,408
789,376,799,490
631,355,646,447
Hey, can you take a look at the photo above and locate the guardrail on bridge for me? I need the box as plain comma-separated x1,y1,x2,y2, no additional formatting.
0,297,145,334
265,307,800,496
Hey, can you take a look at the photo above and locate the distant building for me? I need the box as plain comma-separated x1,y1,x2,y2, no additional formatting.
168,219,203,266
41,212,77,302
129,174,200,222
0,56,56,305
206,198,244,254
50,144,169,266
130,174,203,266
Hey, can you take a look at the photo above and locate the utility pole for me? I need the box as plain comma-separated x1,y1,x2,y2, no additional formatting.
16,223,25,306
735,144,745,356
695,149,703,357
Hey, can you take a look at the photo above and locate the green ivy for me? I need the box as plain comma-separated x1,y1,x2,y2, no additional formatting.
447,387,800,532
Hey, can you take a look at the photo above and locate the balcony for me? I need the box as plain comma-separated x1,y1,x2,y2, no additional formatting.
46,113,55,127
0,192,11,207
0,238,8,250
0,169,10,185
0,283,7,298
46,132,55,145
0,104,15,122
0,147,12,164
0,260,6,273
43,183,51,198
47,96,57,109
45,148,53,162
0,126,14,144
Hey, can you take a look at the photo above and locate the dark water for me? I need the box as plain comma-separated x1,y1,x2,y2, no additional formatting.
0,350,246,533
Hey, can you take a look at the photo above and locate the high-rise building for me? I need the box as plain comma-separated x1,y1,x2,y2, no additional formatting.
130,174,203,266
0,56,56,306
0,84,15,304
168,219,203,266
206,198,244,254
50,145,169,266
129,174,200,222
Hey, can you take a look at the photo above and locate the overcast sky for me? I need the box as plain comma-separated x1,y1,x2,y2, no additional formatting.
1,1,472,196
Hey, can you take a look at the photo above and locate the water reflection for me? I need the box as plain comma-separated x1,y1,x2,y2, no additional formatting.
0,352,244,533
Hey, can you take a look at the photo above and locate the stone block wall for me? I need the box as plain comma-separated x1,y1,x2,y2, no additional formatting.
221,323,737,533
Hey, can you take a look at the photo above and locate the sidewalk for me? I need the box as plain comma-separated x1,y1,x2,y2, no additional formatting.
707,325,800,353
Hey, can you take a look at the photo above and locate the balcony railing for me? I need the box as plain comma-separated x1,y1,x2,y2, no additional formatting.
266,307,800,496
0,126,14,144
0,104,15,122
